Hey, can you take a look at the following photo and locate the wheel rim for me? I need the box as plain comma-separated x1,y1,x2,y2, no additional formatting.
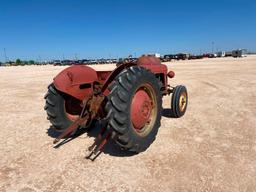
64,96,82,121
179,92,187,112
131,84,157,136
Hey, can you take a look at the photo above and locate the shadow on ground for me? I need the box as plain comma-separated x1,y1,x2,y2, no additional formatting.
46,109,176,159
162,108,177,118
46,122,135,159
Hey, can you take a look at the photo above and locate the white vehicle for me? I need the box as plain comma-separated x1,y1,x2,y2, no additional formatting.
149,53,161,58
217,51,225,57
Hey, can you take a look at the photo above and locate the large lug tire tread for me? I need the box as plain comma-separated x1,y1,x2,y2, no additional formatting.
44,84,73,132
171,85,188,118
105,66,162,153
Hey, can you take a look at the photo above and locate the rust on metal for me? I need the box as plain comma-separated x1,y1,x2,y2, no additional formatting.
86,126,112,161
46,55,187,160
53,85,106,145
131,87,153,130
53,65,98,100
137,55,161,65
167,71,175,78
53,115,90,144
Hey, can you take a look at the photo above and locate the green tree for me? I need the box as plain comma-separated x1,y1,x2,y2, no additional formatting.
16,59,22,65
28,60,35,65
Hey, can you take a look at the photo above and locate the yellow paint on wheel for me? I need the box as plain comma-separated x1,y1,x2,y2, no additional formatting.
179,92,187,112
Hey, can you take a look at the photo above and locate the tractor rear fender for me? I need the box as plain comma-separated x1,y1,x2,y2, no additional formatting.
53,65,98,101
101,63,136,95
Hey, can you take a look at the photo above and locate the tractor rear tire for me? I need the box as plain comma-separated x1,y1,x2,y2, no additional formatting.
105,66,162,153
44,84,80,132
171,85,188,118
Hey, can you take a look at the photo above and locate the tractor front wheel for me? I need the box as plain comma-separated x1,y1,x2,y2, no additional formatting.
105,66,162,153
171,85,188,118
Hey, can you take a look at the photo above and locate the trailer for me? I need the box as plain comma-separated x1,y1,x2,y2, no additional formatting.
232,49,246,58
217,51,225,57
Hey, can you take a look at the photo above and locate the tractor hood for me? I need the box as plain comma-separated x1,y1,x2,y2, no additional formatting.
53,65,98,100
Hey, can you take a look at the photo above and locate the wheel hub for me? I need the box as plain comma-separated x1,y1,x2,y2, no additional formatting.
131,89,153,130
179,93,187,112
65,96,82,121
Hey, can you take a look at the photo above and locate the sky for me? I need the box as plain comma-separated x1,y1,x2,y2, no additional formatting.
0,0,255,61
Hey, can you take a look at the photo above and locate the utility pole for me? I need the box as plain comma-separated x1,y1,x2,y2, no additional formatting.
4,48,8,63
38,55,42,64
211,42,215,54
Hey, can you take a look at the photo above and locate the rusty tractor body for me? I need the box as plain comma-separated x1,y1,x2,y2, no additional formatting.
44,55,187,160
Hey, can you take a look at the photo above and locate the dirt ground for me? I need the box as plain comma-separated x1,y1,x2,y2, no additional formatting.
0,56,256,192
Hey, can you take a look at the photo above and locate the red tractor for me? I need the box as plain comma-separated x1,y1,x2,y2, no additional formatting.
44,55,187,159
